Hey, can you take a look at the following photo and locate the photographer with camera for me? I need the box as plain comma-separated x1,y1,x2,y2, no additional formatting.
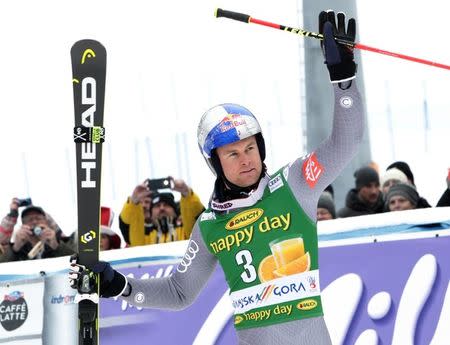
119,177,204,246
0,205,75,262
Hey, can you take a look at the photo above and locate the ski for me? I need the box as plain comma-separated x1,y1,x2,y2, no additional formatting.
71,39,107,345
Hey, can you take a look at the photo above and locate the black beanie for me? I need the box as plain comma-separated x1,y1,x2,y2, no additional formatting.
151,192,178,214
318,192,336,219
385,183,419,207
354,166,379,190
387,161,415,186
324,184,334,198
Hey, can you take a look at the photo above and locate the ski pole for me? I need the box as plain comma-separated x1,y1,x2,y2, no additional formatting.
215,8,450,71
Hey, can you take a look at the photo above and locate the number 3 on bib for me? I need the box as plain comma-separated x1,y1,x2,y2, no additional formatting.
235,250,257,283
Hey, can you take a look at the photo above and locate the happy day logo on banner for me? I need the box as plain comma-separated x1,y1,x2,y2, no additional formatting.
0,291,28,331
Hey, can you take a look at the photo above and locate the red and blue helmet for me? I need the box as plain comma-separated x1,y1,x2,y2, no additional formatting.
197,103,264,175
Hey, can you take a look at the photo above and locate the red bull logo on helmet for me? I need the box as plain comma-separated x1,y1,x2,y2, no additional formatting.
219,114,247,133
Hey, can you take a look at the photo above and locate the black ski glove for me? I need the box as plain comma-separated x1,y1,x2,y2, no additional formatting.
319,10,357,83
69,255,129,298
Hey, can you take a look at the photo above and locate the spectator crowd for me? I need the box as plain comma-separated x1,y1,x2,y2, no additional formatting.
316,161,450,221
1,162,449,263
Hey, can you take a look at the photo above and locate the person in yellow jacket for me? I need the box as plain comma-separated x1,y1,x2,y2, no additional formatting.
119,178,204,246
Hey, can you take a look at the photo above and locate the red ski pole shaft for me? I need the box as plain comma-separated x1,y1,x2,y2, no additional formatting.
215,8,450,71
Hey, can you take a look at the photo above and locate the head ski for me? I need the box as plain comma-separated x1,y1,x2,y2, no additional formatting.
71,39,106,345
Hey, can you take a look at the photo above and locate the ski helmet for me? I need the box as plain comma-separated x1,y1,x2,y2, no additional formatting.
197,103,265,175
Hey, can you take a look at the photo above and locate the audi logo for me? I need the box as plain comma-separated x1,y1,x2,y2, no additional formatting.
177,240,199,273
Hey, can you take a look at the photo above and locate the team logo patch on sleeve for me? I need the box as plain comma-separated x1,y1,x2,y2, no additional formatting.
302,153,324,189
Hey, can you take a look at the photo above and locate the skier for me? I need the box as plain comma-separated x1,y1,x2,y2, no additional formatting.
70,10,364,344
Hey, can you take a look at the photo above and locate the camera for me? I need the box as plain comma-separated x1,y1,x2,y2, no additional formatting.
17,198,33,207
146,177,173,191
32,226,43,237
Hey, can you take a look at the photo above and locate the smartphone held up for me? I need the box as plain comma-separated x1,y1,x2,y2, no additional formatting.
17,198,33,207
146,177,174,191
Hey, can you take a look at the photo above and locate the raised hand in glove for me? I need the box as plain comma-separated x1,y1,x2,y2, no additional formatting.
319,10,357,84
69,254,130,298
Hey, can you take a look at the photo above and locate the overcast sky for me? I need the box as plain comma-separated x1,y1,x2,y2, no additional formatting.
0,0,448,234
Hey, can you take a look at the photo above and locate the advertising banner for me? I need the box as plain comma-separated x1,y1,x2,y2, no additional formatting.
0,278,44,344
97,234,450,345
320,234,450,345
0,208,448,345
43,274,77,344
99,263,235,345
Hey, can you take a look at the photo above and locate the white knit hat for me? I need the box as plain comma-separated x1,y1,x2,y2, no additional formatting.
380,168,408,188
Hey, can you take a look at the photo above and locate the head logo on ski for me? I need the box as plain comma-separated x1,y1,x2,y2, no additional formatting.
70,39,106,345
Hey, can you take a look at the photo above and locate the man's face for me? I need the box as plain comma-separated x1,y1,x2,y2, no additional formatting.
151,202,176,220
22,211,47,228
358,182,380,205
388,196,414,211
317,208,333,221
216,136,262,188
